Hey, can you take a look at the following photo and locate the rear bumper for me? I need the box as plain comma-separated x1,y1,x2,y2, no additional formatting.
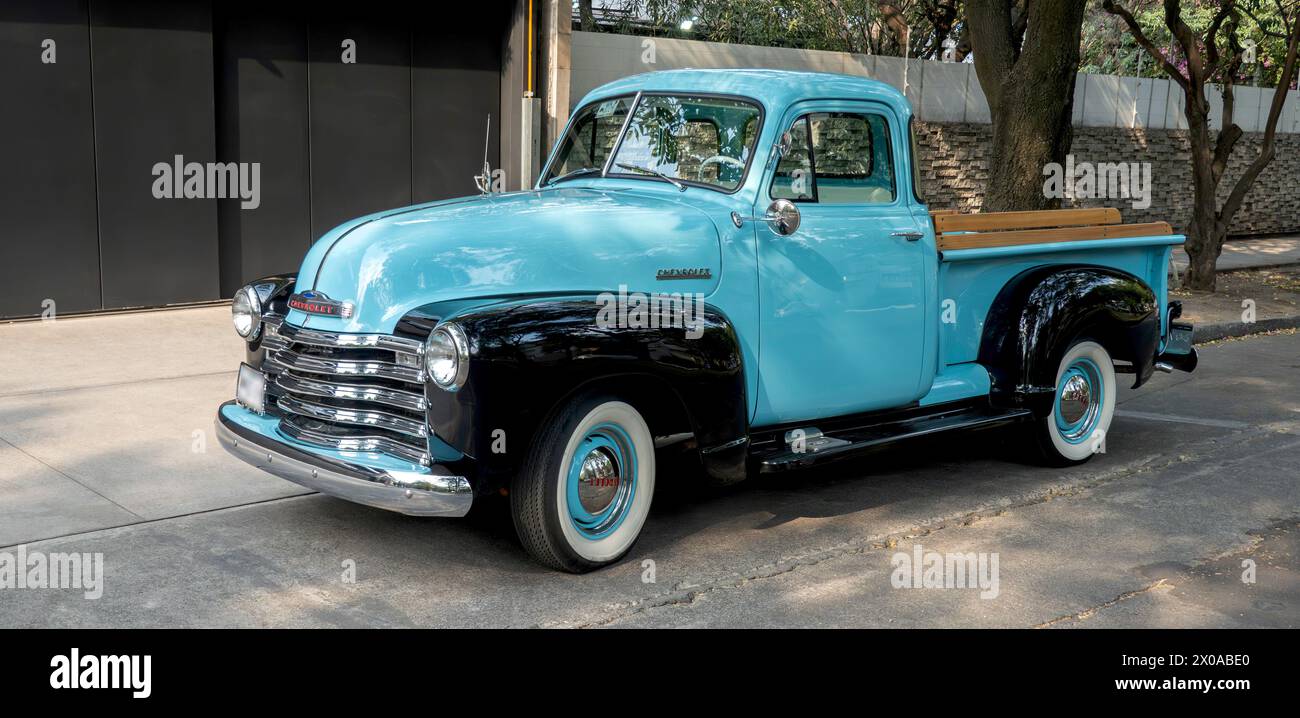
215,401,473,517
1155,346,1198,373
1156,312,1197,373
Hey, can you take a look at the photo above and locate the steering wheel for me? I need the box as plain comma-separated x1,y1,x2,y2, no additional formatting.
700,155,746,171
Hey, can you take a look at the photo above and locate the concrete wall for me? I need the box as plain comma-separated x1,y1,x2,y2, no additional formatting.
570,31,1300,133
916,122,1300,236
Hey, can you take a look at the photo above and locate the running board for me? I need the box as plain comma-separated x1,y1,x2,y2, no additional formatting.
753,404,1032,472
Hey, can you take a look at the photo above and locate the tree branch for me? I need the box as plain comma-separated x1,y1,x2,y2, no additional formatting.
1164,0,1201,75
1212,125,1243,183
1204,3,1236,69
1103,0,1190,91
1241,0,1294,40
826,0,871,54
1220,4,1300,223
1215,10,1245,146
875,1,911,54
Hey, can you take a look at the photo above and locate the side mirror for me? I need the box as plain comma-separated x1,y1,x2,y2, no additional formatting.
766,199,801,236
729,198,801,236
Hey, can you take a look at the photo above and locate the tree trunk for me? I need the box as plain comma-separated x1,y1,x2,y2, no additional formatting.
1182,100,1223,291
967,0,1087,211
1183,216,1224,291
984,68,1079,211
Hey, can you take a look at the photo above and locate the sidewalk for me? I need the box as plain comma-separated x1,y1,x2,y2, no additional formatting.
1171,235,1300,274
1171,236,1300,342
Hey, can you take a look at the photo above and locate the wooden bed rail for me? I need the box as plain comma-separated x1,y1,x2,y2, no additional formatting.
928,208,1173,252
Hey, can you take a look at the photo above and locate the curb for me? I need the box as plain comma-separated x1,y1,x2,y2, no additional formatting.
1168,257,1300,280
1170,261,1300,279
1217,261,1300,274
1193,315,1300,344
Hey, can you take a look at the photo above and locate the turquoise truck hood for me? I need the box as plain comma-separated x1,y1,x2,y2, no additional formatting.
289,187,722,333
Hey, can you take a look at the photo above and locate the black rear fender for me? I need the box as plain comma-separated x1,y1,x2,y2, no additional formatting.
977,265,1159,417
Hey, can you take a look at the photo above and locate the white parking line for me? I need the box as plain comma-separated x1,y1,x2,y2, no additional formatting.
1114,409,1250,430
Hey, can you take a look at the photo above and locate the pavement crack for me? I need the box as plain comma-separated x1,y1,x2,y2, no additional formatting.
1033,580,1172,628
0,491,317,550
0,435,145,521
0,369,235,400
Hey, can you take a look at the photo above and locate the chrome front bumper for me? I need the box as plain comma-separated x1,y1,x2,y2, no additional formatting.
215,402,473,517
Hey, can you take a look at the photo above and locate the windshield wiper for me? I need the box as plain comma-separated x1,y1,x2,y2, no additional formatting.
615,163,686,192
545,167,602,186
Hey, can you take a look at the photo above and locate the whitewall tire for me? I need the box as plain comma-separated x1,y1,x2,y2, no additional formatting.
512,394,655,572
1033,340,1117,465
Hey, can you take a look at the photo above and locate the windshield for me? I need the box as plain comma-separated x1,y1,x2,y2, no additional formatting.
543,94,762,192
545,95,635,183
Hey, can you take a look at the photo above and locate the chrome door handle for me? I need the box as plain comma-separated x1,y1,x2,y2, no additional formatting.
891,231,924,242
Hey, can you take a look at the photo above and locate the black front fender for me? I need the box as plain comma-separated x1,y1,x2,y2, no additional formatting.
978,265,1159,417
419,297,749,488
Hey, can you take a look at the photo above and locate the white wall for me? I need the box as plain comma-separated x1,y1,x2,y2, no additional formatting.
571,31,1300,133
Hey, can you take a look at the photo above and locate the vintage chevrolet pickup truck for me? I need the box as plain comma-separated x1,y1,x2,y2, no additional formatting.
216,69,1197,572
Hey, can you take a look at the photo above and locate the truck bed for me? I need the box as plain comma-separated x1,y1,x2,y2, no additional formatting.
921,207,1185,407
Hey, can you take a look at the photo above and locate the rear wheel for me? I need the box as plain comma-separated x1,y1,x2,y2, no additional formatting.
511,393,655,572
1029,340,1116,466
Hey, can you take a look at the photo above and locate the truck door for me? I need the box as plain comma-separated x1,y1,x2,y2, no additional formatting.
752,101,930,425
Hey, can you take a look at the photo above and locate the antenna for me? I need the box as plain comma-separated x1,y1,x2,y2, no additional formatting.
473,114,493,194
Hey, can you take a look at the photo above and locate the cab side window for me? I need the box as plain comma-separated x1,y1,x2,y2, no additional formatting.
770,112,896,204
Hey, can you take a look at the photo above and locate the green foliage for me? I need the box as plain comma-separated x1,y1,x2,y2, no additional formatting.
591,0,966,59
1082,0,1295,86
581,0,1294,87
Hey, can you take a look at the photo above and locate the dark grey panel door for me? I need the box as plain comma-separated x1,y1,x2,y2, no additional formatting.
90,0,219,308
308,17,412,240
0,0,100,318
215,3,311,297
412,6,504,202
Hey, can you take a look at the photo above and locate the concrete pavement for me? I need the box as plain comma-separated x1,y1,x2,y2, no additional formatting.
0,307,309,545
0,308,1295,628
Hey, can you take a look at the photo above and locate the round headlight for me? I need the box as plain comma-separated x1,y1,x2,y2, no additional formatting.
425,323,469,390
231,285,262,339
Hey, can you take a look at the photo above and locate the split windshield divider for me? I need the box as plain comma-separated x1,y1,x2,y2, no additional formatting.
600,90,643,178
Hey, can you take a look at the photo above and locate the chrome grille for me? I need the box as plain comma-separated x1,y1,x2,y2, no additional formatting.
261,317,430,465
273,373,427,412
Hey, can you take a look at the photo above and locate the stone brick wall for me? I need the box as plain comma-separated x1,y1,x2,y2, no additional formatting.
915,121,1300,236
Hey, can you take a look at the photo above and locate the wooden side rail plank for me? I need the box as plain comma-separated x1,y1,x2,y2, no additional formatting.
935,207,1122,234
937,222,1173,251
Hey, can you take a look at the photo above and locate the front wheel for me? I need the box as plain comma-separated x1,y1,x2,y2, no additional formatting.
1029,340,1117,466
511,394,655,572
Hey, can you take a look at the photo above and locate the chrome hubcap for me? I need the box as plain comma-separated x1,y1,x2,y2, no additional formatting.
566,422,638,539
1055,358,1105,445
576,447,621,515
1058,374,1092,425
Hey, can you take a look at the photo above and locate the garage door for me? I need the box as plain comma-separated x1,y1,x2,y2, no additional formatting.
0,0,508,318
